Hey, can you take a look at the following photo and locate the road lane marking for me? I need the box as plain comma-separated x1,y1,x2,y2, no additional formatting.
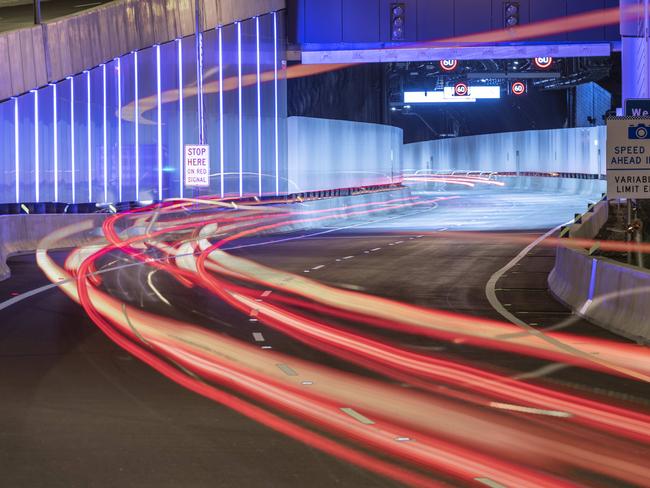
395,436,412,442
340,407,375,425
312,265,325,270
490,402,571,417
370,247,381,252
343,255,354,260
301,380,314,385
474,478,506,488
261,290,272,297
261,345,272,349
277,364,298,376
252,332,265,342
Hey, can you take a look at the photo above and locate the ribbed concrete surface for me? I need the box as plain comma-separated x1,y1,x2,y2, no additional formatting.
0,0,285,100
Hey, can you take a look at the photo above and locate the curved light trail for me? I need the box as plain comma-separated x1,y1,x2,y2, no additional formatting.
34,193,650,487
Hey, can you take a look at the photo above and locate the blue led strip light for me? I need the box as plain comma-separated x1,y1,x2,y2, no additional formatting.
33,90,39,202
135,51,140,200
117,59,123,202
273,12,279,196
14,98,18,203
256,17,262,197
87,71,92,202
70,77,75,203
237,21,243,197
52,84,58,202
178,39,184,199
219,27,225,199
157,45,163,200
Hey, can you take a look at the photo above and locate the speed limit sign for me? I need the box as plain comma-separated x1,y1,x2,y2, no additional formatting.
511,81,526,95
454,82,469,96
440,59,458,71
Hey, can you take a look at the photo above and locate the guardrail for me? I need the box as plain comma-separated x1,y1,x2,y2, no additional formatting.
548,198,650,344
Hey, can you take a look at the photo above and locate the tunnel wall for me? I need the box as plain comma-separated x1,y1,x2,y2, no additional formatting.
0,0,285,101
287,116,403,193
403,126,607,176
0,11,288,205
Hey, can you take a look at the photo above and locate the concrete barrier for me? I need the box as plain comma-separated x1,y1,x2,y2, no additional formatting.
0,188,410,281
548,200,650,344
0,213,107,280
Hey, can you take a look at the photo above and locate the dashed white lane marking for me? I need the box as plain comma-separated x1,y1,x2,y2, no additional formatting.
370,247,381,252
261,345,272,349
301,380,314,385
395,240,404,244
303,270,310,273
489,402,571,417
252,332,265,342
343,255,354,260
261,290,272,297
277,364,298,376
340,407,375,425
474,478,506,488
395,436,412,442
312,265,325,270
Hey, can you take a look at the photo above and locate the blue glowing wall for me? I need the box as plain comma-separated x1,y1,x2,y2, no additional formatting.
0,12,287,204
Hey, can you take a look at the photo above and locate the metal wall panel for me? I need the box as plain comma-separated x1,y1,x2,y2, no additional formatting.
567,0,605,42
342,0,380,43
417,0,454,41
454,0,492,37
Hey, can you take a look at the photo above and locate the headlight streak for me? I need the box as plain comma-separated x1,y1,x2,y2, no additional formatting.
35,196,650,487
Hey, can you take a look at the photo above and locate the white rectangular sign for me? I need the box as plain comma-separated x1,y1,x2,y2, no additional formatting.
184,144,210,187
606,118,650,199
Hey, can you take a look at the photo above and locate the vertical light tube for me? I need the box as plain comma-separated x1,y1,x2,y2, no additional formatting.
178,39,184,199
218,27,224,198
273,12,279,196
256,17,262,197
14,98,19,203
135,51,139,200
33,90,39,202
70,77,75,203
52,84,58,202
86,71,92,202
117,58,123,202
102,64,108,202
156,45,163,199
237,21,243,197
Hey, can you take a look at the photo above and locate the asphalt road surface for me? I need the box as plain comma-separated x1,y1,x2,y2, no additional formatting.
0,181,648,487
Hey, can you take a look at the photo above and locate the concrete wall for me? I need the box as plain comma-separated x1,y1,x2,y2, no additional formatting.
0,213,107,280
0,0,285,100
288,116,403,193
403,126,606,176
548,200,650,344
